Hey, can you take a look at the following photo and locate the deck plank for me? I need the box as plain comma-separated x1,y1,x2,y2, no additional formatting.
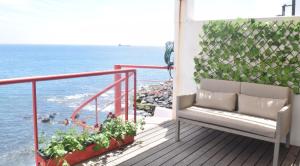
255,143,274,166
294,148,300,165
119,127,206,165
134,129,218,166
165,134,237,166
135,120,174,139
267,145,290,166
105,122,191,166
117,126,204,165
188,134,237,166
282,146,300,166
111,126,203,166
163,131,228,166
243,141,271,166
229,140,261,166
215,138,253,166
203,136,245,166
175,132,228,166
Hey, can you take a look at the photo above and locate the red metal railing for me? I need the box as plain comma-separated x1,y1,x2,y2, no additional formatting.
0,69,136,166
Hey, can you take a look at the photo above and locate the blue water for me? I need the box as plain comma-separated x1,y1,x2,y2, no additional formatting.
0,45,169,166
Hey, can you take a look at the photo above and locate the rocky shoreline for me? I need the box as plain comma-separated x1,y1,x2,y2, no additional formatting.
136,80,173,115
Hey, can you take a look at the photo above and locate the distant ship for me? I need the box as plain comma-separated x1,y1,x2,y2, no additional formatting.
118,44,131,47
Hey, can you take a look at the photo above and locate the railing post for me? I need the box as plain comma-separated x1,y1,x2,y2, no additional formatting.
114,65,122,116
95,98,98,125
125,72,129,121
32,81,39,166
133,71,137,123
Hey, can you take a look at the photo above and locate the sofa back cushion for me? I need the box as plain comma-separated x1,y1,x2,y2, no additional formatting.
238,94,287,120
200,79,241,93
241,82,290,104
195,89,237,111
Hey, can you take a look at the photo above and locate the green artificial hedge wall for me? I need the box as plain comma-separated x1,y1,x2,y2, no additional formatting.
194,19,300,94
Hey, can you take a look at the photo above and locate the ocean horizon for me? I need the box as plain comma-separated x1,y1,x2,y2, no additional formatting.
0,44,170,166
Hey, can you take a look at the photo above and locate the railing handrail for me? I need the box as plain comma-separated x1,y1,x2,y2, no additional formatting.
115,64,174,70
0,69,136,85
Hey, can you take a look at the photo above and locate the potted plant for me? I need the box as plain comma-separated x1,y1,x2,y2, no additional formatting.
37,112,144,166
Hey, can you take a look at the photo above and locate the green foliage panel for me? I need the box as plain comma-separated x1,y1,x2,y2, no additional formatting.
194,19,300,94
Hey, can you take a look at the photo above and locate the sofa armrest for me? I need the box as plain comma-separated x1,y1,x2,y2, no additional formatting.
276,104,292,137
176,93,196,110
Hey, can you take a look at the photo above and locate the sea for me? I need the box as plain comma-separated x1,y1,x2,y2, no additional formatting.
0,45,170,166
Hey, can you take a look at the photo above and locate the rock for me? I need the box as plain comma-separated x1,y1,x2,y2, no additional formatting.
49,112,56,119
41,116,51,123
145,96,154,103
136,103,155,116
136,80,173,115
163,94,169,99
162,101,168,105
23,116,32,120
74,113,80,119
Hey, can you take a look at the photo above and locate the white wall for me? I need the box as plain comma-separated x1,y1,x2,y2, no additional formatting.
174,0,300,146
296,0,300,16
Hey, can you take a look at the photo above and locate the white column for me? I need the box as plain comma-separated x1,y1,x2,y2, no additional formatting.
173,0,194,119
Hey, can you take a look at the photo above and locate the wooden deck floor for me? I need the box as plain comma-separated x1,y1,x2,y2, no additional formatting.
78,120,300,166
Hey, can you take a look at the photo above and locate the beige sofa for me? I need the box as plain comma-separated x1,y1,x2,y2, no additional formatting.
176,79,292,166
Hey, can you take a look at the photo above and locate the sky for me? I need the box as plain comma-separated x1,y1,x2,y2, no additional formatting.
0,0,175,46
0,0,298,46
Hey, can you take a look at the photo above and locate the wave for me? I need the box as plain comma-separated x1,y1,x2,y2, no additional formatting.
47,90,114,103
47,93,91,103
64,93,90,100
46,91,115,112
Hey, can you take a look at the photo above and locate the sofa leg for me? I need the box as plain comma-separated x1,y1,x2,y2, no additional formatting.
285,132,290,148
273,142,280,166
175,119,180,142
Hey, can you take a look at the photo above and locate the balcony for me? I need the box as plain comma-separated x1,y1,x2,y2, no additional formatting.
1,1,300,166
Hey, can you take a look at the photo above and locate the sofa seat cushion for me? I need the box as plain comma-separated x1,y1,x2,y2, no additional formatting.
195,90,237,111
178,106,277,138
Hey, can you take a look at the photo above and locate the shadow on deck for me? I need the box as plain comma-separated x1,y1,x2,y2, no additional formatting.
77,120,300,166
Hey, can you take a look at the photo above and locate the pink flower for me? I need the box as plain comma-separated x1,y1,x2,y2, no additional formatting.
94,123,102,132
107,112,116,119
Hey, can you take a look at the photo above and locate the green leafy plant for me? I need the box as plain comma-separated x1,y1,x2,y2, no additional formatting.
41,128,84,159
91,133,110,151
194,19,300,93
102,112,145,140
39,112,144,165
